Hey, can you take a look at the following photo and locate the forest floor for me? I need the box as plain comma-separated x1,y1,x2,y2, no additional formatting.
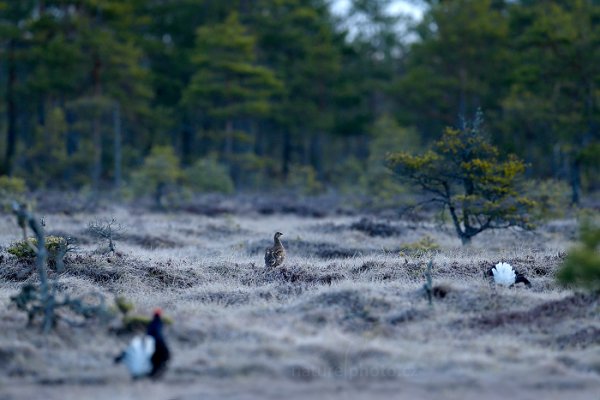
0,195,599,399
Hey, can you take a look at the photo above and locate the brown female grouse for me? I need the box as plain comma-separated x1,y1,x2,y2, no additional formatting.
265,232,285,268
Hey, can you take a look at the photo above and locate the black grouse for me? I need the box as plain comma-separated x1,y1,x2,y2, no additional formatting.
115,308,171,379
485,262,531,287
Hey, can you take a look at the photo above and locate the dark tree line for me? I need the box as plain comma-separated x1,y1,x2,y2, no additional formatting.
0,0,598,200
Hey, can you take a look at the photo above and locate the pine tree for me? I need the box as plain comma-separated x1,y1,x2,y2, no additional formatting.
183,11,281,183
395,0,511,139
504,0,600,204
0,0,37,176
387,111,536,245
252,0,341,179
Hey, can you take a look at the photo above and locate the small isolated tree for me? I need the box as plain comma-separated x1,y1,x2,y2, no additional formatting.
130,146,182,208
183,156,234,194
88,218,124,254
387,111,536,244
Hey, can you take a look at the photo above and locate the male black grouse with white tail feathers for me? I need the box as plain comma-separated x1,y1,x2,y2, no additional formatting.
265,232,285,268
115,309,170,379
485,262,531,287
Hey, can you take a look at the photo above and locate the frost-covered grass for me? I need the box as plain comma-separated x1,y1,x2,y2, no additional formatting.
0,203,598,399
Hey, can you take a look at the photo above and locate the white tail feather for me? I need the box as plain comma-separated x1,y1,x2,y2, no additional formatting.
492,262,516,286
122,335,155,377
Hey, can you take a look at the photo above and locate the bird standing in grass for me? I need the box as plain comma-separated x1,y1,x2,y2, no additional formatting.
115,308,171,379
265,231,285,268
486,262,531,287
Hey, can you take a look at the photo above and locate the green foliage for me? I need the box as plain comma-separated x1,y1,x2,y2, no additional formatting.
288,164,324,195
0,175,27,209
362,115,419,203
230,152,278,190
253,0,341,179
334,116,420,199
0,175,26,195
557,221,600,292
115,296,134,315
369,115,421,157
332,156,366,195
387,111,536,244
20,107,69,187
122,314,173,333
130,146,182,208
401,236,440,253
396,0,510,139
182,11,283,183
501,1,600,203
184,12,281,120
1,1,599,196
523,179,571,220
7,236,68,263
184,156,235,194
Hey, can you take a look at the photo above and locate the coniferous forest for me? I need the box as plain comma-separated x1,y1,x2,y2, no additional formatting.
0,0,599,201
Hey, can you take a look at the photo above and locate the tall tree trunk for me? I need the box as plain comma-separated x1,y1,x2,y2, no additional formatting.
181,117,193,166
282,131,291,179
113,101,122,190
92,56,102,191
460,234,472,246
224,120,239,186
570,156,581,205
458,66,467,126
253,122,263,157
302,135,310,165
310,133,323,179
224,120,234,160
92,118,102,189
3,39,17,176
551,143,561,179
357,134,369,160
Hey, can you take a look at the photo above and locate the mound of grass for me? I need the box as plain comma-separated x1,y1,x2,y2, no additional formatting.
7,236,68,263
400,235,440,252
115,296,134,315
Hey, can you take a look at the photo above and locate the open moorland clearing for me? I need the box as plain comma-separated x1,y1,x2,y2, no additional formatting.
0,200,599,399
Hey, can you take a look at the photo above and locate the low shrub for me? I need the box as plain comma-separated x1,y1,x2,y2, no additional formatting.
523,179,571,220
288,164,324,195
184,156,234,194
401,235,440,252
7,235,68,264
130,145,183,208
557,221,600,292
